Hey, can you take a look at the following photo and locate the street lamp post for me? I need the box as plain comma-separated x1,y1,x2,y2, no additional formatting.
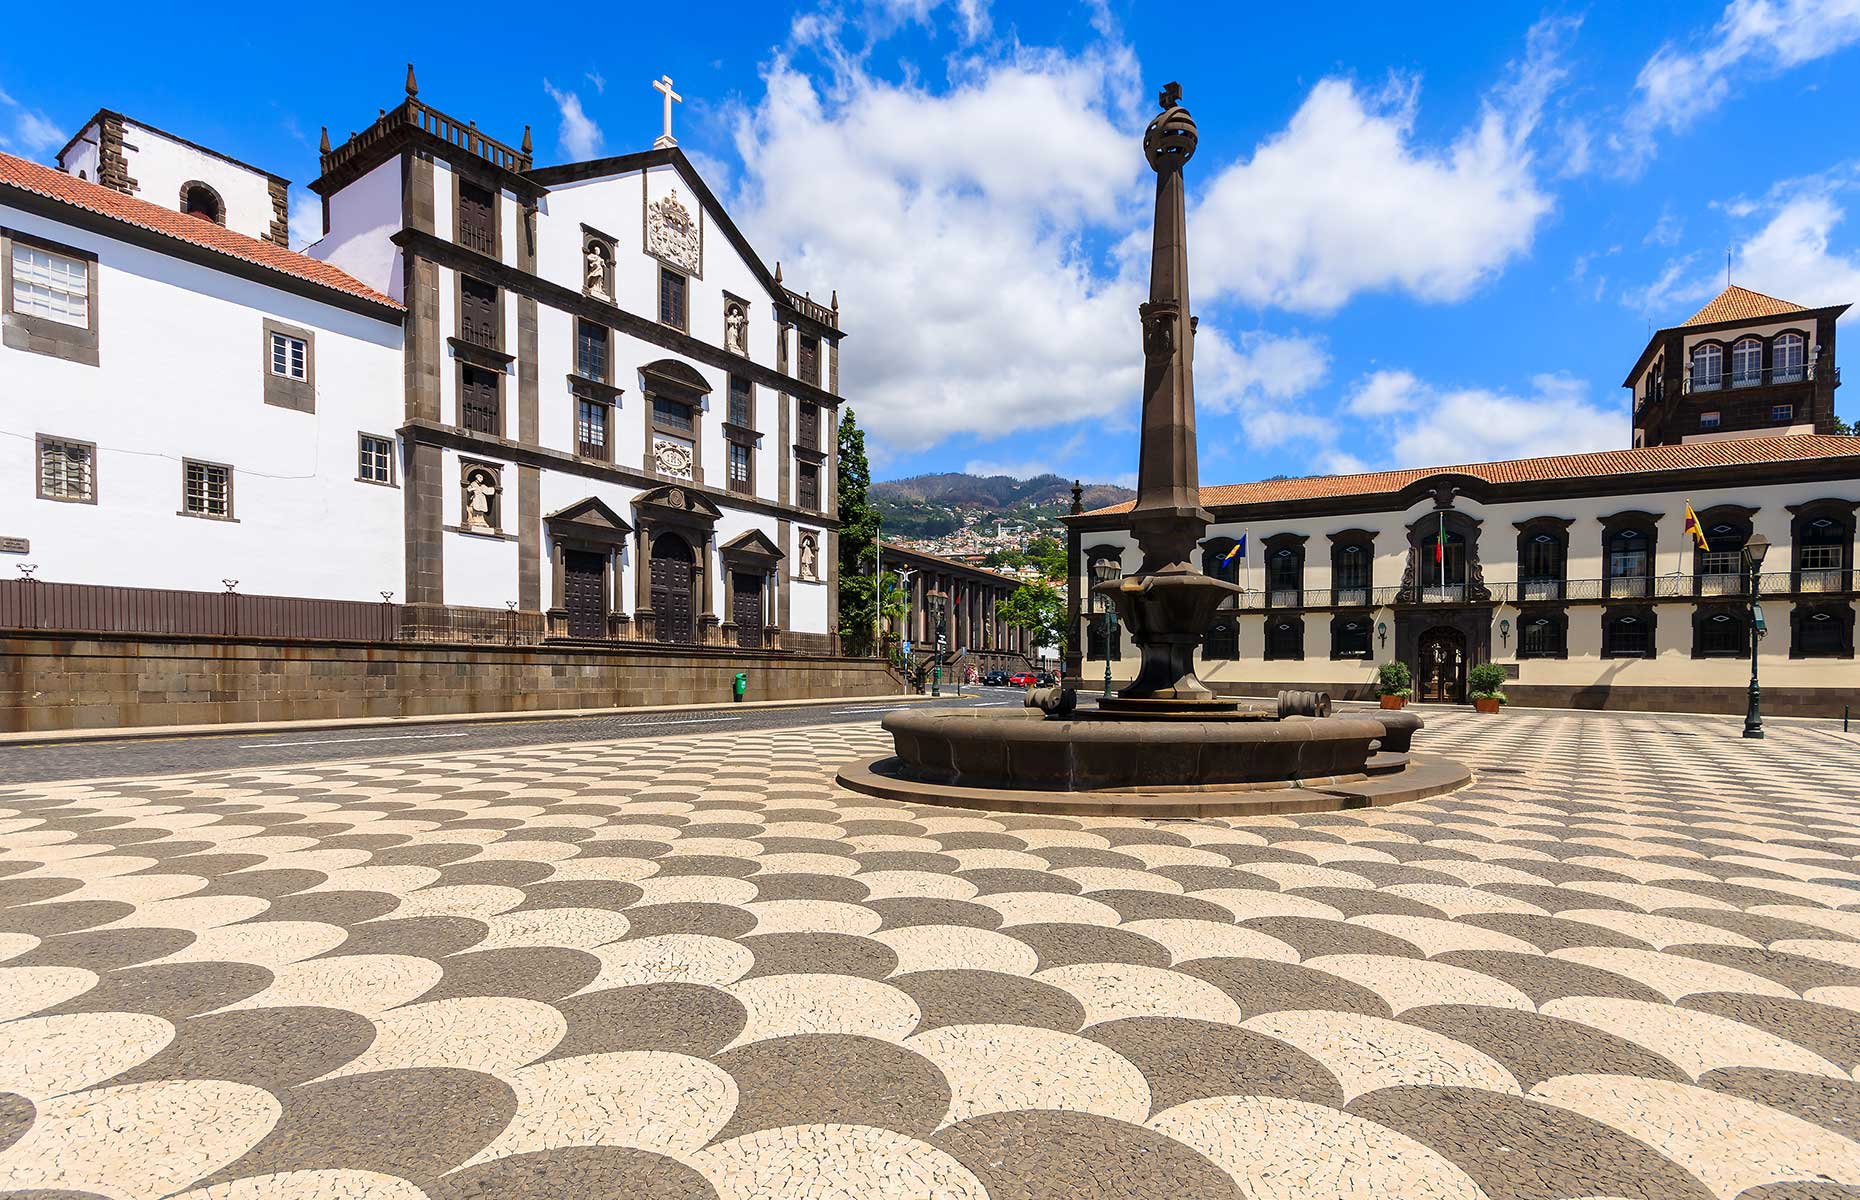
929,590,947,698
1092,559,1121,700
1742,532,1770,739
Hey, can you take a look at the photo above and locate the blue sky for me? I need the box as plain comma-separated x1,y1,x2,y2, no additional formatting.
5,1,1860,485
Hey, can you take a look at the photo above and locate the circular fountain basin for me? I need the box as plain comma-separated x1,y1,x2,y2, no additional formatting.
835,707,1471,817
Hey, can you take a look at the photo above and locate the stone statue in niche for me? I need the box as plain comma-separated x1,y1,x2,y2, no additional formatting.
724,301,747,355
584,241,612,298
798,533,819,581
647,189,701,276
463,467,498,531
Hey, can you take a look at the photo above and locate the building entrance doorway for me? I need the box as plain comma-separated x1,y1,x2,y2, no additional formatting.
1417,627,1467,704
651,533,695,644
732,571,765,648
562,549,608,638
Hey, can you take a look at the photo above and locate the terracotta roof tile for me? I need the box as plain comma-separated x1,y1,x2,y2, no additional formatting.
0,151,400,311
1083,436,1860,515
1681,284,1806,327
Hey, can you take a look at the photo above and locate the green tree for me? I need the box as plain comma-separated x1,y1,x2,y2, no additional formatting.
998,581,1066,655
1026,536,1068,581
836,408,881,654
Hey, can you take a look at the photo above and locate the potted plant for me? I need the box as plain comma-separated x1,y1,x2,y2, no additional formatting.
1375,661,1412,709
1469,662,1509,714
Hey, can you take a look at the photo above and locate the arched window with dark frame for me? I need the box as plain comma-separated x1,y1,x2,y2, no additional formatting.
1200,539,1240,660
1792,503,1854,594
1692,508,1753,597
1330,615,1371,660
1691,343,1722,391
1518,612,1567,659
1514,518,1570,602
1602,514,1657,600
1262,535,1306,608
1692,606,1748,658
1328,531,1374,607
1602,607,1655,658
179,182,224,224
1774,332,1806,383
1791,604,1854,658
1264,617,1303,661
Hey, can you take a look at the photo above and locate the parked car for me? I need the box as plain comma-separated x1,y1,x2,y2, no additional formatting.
1035,671,1057,685
982,670,1011,687
1008,672,1038,687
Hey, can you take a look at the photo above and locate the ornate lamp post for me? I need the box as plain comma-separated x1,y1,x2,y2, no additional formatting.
1092,558,1121,700
1742,532,1770,739
928,589,948,698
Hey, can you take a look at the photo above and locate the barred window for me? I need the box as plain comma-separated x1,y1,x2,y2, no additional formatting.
728,441,752,493
1604,614,1650,657
183,460,232,519
1520,615,1565,658
357,435,393,484
1331,617,1370,659
38,437,94,501
11,244,88,325
1696,610,1746,657
1264,618,1303,661
269,331,307,380
797,462,820,510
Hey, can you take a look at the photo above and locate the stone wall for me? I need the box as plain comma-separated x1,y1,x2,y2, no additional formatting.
0,634,907,733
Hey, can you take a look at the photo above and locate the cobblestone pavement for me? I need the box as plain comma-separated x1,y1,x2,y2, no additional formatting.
3,712,1859,1199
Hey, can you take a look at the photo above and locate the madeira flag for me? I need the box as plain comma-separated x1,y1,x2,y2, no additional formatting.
1220,534,1246,568
1683,502,1710,552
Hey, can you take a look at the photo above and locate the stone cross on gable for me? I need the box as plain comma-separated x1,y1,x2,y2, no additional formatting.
653,75,682,149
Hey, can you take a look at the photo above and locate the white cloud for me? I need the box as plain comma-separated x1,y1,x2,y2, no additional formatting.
543,80,603,161
1354,371,1623,467
585,71,606,95
1619,0,1860,162
1345,369,1424,416
729,37,1147,450
0,87,64,156
964,430,1084,480
1188,18,1569,314
288,190,324,251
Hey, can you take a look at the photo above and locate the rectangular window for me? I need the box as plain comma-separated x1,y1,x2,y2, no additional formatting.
659,268,687,329
357,434,393,484
1699,411,1721,430
797,462,820,510
269,331,307,380
37,437,95,502
1331,619,1371,659
1697,612,1746,657
797,334,820,386
1771,404,1794,422
576,320,609,382
1264,619,1303,661
798,400,819,449
461,365,501,434
457,181,496,256
576,398,610,460
1800,544,1844,571
1797,611,1846,657
1520,615,1565,658
183,460,232,519
1605,617,1650,657
652,396,694,433
11,243,88,326
729,376,754,428
459,277,498,348
728,441,752,493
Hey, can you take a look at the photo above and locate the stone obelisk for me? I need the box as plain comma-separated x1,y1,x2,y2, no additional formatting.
1092,83,1241,708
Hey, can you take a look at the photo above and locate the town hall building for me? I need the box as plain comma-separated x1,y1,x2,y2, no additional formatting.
1066,285,1860,716
2,70,846,655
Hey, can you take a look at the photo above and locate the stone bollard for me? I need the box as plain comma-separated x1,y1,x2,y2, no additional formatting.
1277,690,1332,719
1027,686,1078,717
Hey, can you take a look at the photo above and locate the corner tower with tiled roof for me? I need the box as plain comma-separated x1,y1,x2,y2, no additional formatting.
1625,283,1847,447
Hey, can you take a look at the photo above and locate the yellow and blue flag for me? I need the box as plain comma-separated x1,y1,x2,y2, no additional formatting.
1220,534,1246,567
1683,502,1709,552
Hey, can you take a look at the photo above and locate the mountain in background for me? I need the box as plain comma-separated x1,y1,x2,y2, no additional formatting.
872,472,1135,540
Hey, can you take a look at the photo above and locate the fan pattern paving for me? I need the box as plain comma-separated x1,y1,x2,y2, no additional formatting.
3,712,1860,1199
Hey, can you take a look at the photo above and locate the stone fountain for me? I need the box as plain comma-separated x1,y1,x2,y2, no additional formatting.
838,83,1470,816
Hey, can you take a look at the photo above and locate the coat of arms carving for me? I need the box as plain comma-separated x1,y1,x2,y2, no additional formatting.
647,189,701,276
654,441,694,480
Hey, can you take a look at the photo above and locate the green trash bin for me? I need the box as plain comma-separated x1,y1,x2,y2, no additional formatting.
733,672,748,703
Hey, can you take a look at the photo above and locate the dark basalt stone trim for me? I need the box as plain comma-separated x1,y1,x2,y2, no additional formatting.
0,182,402,322
400,417,839,530
393,227,841,407
446,336,514,369
1062,452,1860,531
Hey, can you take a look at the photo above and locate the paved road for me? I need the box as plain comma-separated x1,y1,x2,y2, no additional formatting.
0,688,1034,784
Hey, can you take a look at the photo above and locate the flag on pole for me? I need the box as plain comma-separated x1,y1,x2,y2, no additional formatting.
1683,502,1710,552
1220,533,1247,568
1435,512,1447,563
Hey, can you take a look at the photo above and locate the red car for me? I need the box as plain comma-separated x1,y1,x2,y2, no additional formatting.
1008,672,1039,687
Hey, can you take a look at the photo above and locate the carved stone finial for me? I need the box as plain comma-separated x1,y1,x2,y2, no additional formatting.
319,126,331,153
774,261,783,284
405,63,419,97
1070,480,1084,514
521,124,533,154
1159,81,1182,110
830,290,838,311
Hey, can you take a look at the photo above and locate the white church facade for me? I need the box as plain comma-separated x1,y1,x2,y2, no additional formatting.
2,71,845,654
